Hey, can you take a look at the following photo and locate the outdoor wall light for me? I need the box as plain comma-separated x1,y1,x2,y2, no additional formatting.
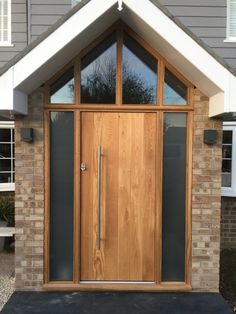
21,128,34,143
204,129,218,145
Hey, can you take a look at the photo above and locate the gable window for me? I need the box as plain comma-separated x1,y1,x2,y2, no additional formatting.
0,0,11,46
222,122,236,196
227,0,236,40
47,27,190,106
0,121,14,191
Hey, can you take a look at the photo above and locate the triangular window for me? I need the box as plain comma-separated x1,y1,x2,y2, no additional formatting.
48,24,191,106
81,33,117,104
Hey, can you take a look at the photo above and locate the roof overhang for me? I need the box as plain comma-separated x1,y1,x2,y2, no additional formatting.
0,0,236,117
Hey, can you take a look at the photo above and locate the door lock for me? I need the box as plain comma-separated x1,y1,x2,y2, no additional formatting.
80,162,87,171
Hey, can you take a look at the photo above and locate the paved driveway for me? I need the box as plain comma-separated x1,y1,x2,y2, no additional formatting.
1,292,233,314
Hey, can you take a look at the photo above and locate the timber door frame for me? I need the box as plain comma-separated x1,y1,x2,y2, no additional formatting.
43,21,193,291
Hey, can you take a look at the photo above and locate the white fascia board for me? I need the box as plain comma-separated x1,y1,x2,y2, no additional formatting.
13,0,117,88
0,68,27,114
209,92,225,117
228,73,236,112
210,72,236,116
0,67,28,114
124,0,228,92
0,68,13,111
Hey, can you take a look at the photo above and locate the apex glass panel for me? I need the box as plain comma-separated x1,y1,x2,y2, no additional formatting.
81,33,116,104
122,34,157,104
50,68,75,104
164,68,187,105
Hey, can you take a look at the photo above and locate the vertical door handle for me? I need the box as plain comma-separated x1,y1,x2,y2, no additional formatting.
97,144,101,250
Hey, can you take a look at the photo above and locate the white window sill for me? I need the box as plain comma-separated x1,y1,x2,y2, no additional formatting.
224,38,236,43
0,42,14,47
0,183,15,192
221,188,236,197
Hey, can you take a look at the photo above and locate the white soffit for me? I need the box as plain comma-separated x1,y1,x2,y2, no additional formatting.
0,0,236,116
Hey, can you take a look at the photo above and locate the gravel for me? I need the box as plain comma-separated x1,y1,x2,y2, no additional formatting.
0,252,15,311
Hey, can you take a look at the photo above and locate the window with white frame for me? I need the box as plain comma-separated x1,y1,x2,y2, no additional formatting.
0,0,11,45
0,122,14,191
227,0,236,40
222,122,236,196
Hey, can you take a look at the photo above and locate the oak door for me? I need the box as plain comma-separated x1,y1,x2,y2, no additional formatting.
80,112,157,281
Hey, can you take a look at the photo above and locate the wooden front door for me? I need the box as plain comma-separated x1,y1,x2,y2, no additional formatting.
80,112,157,281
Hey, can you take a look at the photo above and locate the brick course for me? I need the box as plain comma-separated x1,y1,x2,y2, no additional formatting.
14,88,222,291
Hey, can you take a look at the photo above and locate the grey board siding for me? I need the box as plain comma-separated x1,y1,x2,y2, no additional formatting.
0,0,27,70
29,1,71,42
158,0,236,69
0,0,236,71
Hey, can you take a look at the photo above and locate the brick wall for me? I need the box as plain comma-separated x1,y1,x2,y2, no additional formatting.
14,88,222,291
191,89,222,292
15,88,44,290
221,197,236,249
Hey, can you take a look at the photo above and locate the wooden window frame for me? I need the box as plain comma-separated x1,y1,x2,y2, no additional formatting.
45,22,194,109
43,21,193,292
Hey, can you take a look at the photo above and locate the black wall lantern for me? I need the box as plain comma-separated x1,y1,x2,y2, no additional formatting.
21,128,34,143
204,129,218,145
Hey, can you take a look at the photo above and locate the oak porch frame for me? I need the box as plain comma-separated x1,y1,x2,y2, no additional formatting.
43,21,193,291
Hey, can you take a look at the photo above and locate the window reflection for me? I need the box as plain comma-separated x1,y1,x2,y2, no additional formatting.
81,33,116,104
122,34,157,104
164,68,187,105
50,68,74,104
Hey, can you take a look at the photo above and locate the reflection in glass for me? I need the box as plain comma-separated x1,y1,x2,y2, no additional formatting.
164,68,187,105
123,34,157,104
50,68,74,104
0,173,11,184
50,112,74,281
222,130,233,187
223,130,232,144
0,159,11,171
0,144,11,157
81,33,116,104
0,129,11,142
162,113,187,282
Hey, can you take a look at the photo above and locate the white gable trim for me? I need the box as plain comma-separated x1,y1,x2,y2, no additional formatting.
14,0,117,88
0,0,236,116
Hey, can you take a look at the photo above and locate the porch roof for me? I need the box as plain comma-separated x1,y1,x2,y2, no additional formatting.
0,0,236,117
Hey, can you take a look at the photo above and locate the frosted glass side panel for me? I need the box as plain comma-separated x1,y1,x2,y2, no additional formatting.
162,113,187,282
50,112,74,281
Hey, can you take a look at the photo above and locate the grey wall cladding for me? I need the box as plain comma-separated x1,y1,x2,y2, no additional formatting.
29,0,71,42
158,0,236,69
0,0,27,69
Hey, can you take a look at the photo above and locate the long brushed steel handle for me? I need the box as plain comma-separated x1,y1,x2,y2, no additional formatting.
97,144,101,250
